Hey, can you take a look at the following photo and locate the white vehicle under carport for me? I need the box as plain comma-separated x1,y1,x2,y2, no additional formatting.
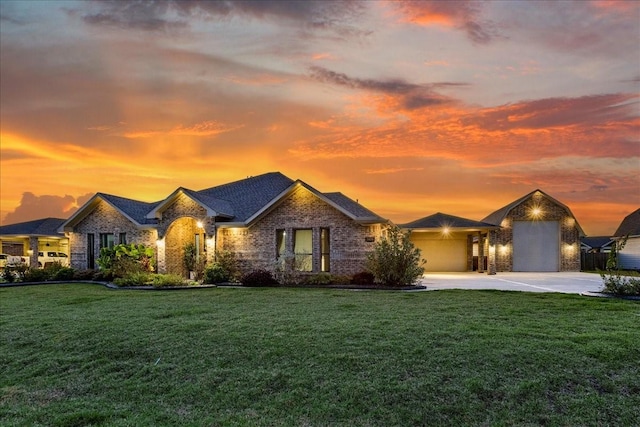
0,253,28,269
22,251,70,268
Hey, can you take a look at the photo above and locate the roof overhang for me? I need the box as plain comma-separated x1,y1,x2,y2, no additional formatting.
60,193,149,232
145,188,233,220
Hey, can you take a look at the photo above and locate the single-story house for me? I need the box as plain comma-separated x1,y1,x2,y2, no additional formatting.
612,208,640,270
482,190,584,272
60,172,386,276
580,236,614,253
399,213,499,273
0,217,69,267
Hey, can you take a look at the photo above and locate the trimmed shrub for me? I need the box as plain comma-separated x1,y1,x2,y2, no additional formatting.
92,270,114,282
215,251,240,282
113,272,153,287
73,269,96,281
152,274,187,288
241,269,278,287
204,263,229,284
23,268,50,282
52,267,75,281
351,271,375,286
303,273,334,286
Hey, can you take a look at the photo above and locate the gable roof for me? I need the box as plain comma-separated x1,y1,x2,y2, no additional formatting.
61,172,386,231
323,192,382,221
61,193,160,231
613,208,640,237
399,212,498,231
0,217,66,237
482,189,585,236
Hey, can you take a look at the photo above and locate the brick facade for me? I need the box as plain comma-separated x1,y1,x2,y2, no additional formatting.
68,201,157,270
217,186,383,275
490,191,581,272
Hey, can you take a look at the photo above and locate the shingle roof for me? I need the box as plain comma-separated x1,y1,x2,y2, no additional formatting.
399,212,497,230
481,192,534,226
322,192,384,221
0,217,66,237
99,193,160,225
581,236,614,249
195,172,295,222
613,208,640,237
481,189,585,236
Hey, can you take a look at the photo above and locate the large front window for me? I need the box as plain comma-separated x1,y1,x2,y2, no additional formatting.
99,233,115,249
321,228,330,272
294,229,312,271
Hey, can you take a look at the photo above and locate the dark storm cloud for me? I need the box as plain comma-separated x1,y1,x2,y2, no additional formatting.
80,0,366,34
2,192,94,225
309,66,460,110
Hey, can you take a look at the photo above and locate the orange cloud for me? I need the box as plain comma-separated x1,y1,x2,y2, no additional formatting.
122,120,243,139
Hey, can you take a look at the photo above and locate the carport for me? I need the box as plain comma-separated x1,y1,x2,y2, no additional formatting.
400,213,499,273
0,218,68,267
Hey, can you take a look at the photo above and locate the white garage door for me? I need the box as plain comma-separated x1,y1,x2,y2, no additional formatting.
411,234,468,272
513,221,559,272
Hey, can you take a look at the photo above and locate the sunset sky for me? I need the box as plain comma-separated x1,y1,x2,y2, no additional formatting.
1,0,638,236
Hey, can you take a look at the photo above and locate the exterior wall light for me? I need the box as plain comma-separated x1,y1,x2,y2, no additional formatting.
442,226,451,236
156,238,165,247
530,207,543,219
196,220,204,229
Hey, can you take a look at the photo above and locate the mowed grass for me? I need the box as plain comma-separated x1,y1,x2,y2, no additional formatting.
1,285,639,426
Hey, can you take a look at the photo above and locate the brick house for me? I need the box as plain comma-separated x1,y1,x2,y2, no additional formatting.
61,172,386,276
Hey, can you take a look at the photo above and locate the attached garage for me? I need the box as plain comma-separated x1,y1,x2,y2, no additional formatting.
512,221,559,271
411,232,468,272
401,212,498,273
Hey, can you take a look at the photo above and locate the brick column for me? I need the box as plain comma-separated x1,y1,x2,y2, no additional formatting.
29,237,39,268
487,230,497,275
477,232,485,273
466,234,473,271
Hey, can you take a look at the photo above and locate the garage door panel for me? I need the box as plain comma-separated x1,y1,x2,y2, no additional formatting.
412,238,467,272
513,221,559,272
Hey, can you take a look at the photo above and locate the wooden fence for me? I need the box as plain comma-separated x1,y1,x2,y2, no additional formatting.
580,252,608,271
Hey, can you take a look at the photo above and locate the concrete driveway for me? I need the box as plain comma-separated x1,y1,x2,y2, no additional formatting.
419,272,604,294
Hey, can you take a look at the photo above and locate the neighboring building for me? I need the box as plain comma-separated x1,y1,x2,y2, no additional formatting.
482,190,584,272
399,213,498,273
0,217,68,267
580,236,614,253
612,208,640,270
61,172,386,276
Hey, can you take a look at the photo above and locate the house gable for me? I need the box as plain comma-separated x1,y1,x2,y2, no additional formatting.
218,184,384,275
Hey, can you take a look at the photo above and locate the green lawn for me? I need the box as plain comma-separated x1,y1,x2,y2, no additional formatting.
1,284,638,426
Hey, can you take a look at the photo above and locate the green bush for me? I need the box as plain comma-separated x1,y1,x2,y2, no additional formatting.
152,274,187,288
303,273,334,286
113,271,153,287
351,271,374,285
1,268,15,283
23,268,50,282
241,269,278,287
204,263,229,284
52,267,75,281
73,269,96,281
600,271,640,296
92,270,115,282
215,251,240,281
366,225,425,287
